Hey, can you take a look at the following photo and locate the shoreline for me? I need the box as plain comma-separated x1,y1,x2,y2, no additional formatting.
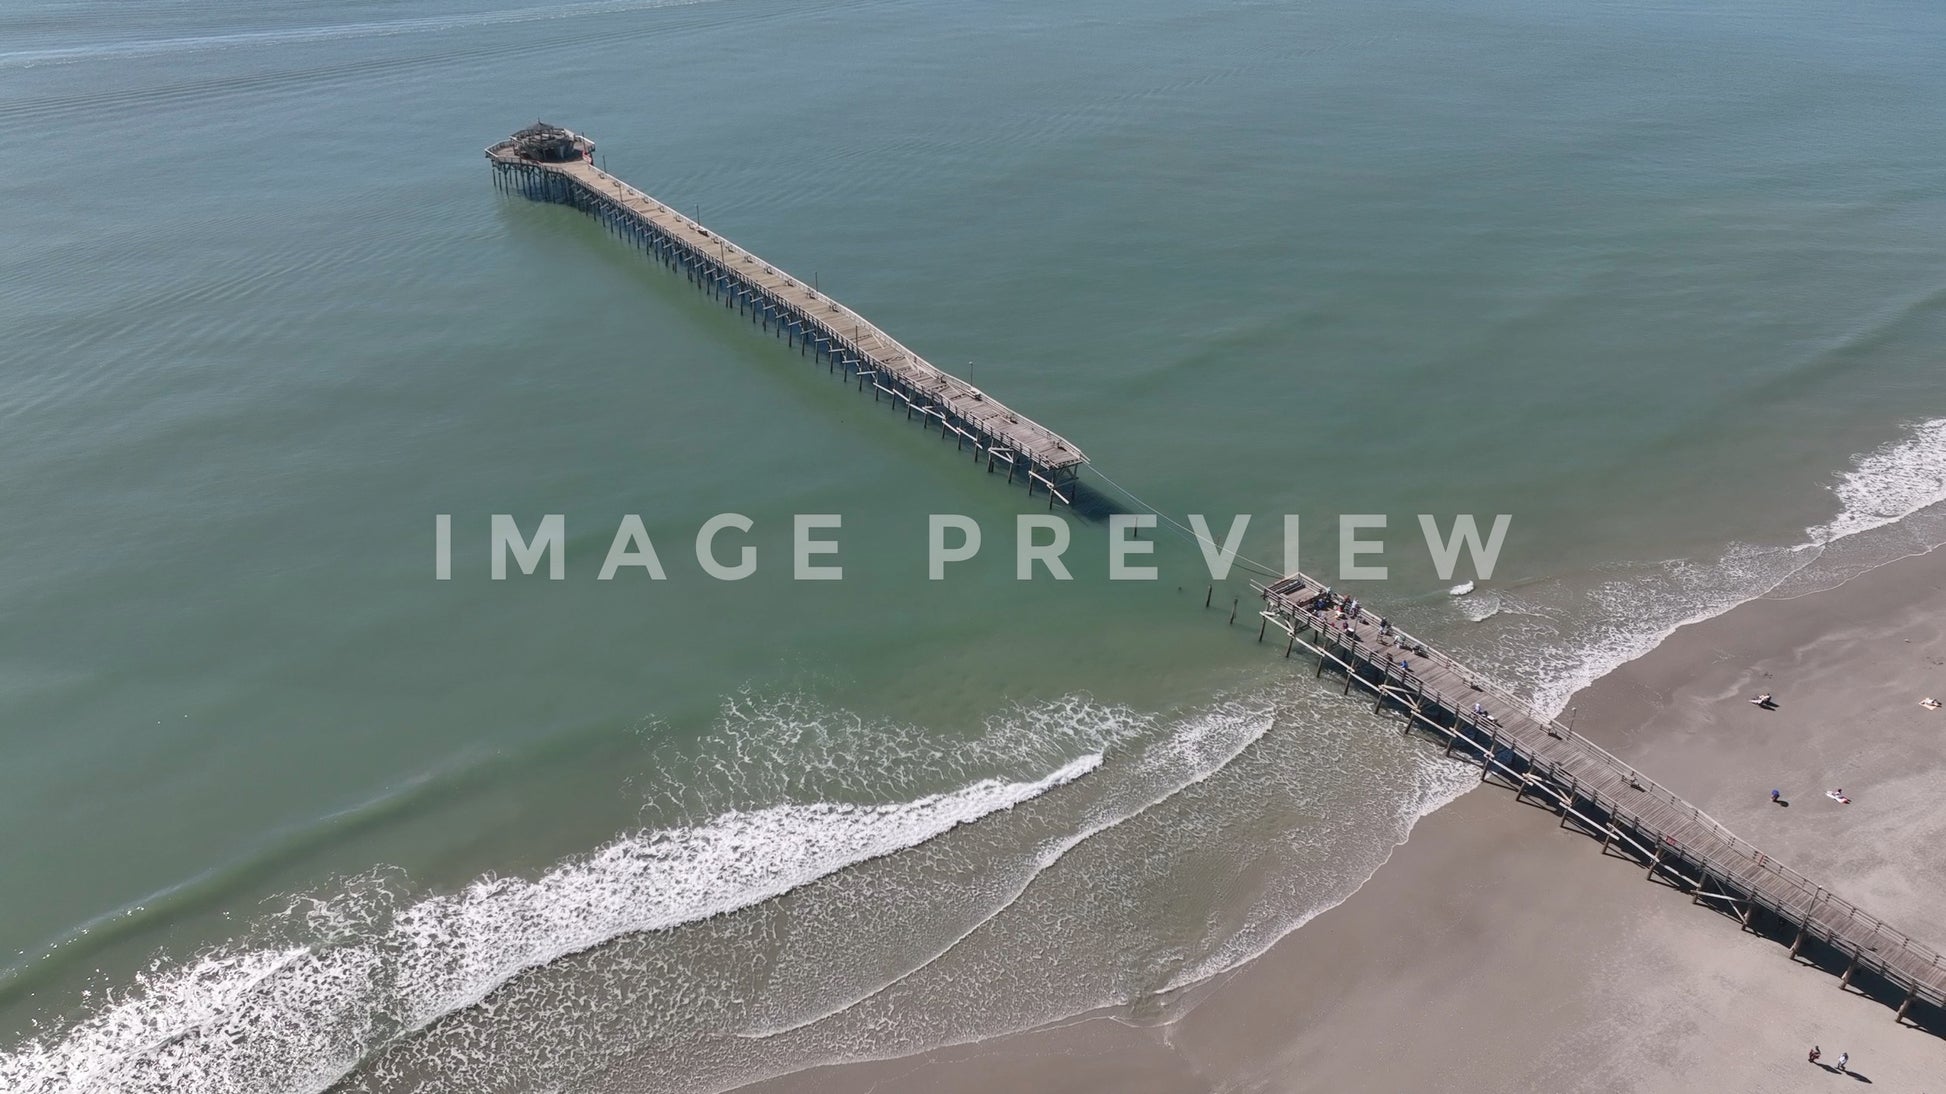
735,542,1946,1093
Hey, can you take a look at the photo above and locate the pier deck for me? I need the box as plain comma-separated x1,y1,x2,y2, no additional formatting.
487,130,1085,499
485,122,1944,1028
1253,576,1946,1022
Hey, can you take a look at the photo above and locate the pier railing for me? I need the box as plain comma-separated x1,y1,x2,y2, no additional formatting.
486,127,1943,1017
488,141,1087,493
1253,578,1946,1013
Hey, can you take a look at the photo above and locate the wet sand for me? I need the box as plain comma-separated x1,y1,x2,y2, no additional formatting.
737,543,1946,1092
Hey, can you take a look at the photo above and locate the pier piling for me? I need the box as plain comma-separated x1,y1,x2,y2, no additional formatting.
488,124,1086,502
1243,575,1946,1023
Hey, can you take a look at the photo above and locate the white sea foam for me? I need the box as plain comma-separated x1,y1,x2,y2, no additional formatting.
16,421,1946,1092
0,749,1098,1094
1456,589,1501,623
741,698,1280,1039
1812,417,1946,544
1461,417,1946,719
1155,741,1478,996
1498,543,1816,720
1072,420,1946,1006
387,757,1101,1032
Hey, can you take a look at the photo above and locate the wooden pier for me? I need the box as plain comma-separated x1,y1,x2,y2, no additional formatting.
486,124,1086,504
485,121,1943,1028
1250,575,1946,1025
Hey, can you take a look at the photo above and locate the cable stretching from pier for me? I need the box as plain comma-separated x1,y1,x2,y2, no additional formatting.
1083,463,1287,581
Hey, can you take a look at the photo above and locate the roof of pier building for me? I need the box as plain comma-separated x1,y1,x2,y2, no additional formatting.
506,122,594,163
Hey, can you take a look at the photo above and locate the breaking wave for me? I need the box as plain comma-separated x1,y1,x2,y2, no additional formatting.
0,705,1106,1094
1454,417,1946,717
1811,417,1946,544
10,418,1943,1093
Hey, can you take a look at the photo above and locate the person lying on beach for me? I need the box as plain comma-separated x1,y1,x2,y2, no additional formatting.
1826,788,1851,804
1922,697,1942,710
1750,693,1776,708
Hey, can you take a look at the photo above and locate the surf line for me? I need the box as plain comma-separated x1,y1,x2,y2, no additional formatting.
486,124,1946,1024
1236,575,1946,1025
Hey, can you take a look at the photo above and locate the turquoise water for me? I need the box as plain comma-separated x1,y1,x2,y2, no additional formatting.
3,0,1946,1089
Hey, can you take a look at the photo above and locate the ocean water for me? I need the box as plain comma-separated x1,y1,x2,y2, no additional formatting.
3,0,1946,1090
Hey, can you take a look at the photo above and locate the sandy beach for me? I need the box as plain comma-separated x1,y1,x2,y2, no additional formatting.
739,543,1946,1093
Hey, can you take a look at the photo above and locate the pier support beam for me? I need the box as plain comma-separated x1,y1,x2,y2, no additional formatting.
501,144,1946,1030
1226,589,1943,1028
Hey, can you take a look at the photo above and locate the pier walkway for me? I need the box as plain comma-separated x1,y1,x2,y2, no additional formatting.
486,121,1943,1028
487,125,1086,502
1252,575,1946,1024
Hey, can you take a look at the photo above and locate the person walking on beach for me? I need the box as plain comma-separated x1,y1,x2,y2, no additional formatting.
1771,788,1782,804
1836,1051,1848,1074
1808,1045,1820,1065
